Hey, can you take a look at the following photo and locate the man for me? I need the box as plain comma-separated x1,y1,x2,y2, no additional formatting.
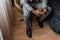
20,0,52,38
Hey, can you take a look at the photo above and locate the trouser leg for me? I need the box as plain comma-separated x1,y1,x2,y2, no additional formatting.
36,6,52,27
31,3,52,27
39,6,52,22
37,17,43,28
23,7,32,38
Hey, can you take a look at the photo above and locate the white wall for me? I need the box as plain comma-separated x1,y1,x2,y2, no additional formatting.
0,0,13,40
0,30,3,40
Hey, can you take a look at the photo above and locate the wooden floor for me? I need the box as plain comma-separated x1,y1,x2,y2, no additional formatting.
12,7,60,40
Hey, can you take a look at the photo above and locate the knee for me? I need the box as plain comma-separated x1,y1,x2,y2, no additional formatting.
47,6,52,13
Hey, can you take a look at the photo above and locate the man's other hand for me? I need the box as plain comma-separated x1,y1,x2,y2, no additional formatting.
31,9,41,16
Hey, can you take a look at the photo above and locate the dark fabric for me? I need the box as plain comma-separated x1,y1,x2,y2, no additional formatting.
47,0,60,33
28,0,41,3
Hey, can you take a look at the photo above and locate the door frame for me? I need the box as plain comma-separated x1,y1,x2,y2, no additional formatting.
0,0,14,40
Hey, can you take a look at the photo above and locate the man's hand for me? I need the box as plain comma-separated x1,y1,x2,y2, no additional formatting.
38,8,47,15
31,8,47,16
31,9,41,16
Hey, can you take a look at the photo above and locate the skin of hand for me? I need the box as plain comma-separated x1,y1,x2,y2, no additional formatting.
31,8,47,16
31,9,41,16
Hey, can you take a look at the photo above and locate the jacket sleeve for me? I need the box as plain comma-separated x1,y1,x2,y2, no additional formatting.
20,0,33,12
41,0,48,8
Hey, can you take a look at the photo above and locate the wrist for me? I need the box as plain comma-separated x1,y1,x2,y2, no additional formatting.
31,9,35,13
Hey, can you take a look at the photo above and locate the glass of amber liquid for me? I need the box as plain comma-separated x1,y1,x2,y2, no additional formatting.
39,8,47,15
